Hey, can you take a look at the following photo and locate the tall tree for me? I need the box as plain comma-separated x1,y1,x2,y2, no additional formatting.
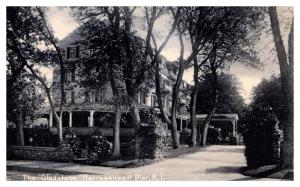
144,7,180,148
268,7,293,169
241,76,284,168
7,7,66,144
7,71,44,145
160,7,260,148
183,7,262,146
73,7,153,158
74,7,179,155
196,73,245,115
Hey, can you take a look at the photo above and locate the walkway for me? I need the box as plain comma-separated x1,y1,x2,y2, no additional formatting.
7,145,278,181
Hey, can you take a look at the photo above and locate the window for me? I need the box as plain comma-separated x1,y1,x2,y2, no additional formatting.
84,91,90,103
166,97,170,109
67,46,80,59
65,71,72,82
64,91,71,104
90,91,95,103
159,77,163,87
71,91,75,104
89,49,96,57
95,90,100,102
140,93,146,105
162,97,165,108
97,88,106,102
72,69,75,81
151,94,157,106
165,79,171,87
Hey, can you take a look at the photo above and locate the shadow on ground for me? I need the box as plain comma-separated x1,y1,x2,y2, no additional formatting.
205,166,242,174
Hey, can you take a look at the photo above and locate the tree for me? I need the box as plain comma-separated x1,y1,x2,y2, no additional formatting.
143,7,180,149
268,7,293,169
73,6,178,155
196,73,245,115
73,7,155,158
158,7,262,147
75,13,126,159
7,72,44,145
7,7,66,144
188,7,262,146
241,76,283,168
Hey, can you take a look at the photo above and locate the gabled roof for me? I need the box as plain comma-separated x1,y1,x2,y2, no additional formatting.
58,26,83,49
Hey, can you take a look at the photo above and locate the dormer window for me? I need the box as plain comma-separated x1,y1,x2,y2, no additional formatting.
67,46,80,59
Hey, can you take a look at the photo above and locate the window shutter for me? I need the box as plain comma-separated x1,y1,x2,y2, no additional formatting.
67,47,70,59
76,46,80,58
71,91,75,104
95,90,99,102
72,69,75,81
64,91,68,103
85,91,90,103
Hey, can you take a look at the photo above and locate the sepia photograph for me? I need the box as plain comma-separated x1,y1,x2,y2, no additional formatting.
4,1,295,182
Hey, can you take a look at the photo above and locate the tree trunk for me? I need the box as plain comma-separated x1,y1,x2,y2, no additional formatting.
190,56,199,147
198,126,202,145
58,116,63,143
36,7,65,145
190,85,198,147
130,100,142,159
13,43,64,145
155,56,171,125
108,68,122,159
201,104,217,146
170,109,180,149
169,63,185,149
112,105,121,159
16,111,24,146
44,89,63,144
269,7,293,169
201,67,219,146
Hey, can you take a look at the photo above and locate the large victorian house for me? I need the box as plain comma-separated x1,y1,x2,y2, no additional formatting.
37,27,192,136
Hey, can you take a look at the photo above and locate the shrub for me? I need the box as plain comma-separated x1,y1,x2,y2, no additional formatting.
7,128,59,147
139,108,170,159
242,107,282,168
64,128,82,158
180,128,191,145
87,128,112,162
229,135,239,145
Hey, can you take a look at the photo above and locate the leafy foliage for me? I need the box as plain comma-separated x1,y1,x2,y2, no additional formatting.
64,128,82,158
7,128,59,147
196,73,245,115
7,74,44,127
73,11,154,99
139,108,171,159
180,128,192,145
7,7,67,143
241,76,284,168
87,129,112,161
250,76,286,127
64,128,112,161
242,108,282,168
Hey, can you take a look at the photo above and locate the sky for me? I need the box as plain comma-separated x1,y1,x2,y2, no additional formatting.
45,7,293,104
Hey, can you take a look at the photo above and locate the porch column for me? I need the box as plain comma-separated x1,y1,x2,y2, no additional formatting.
89,110,95,127
180,118,183,131
232,120,236,136
69,111,72,128
49,111,53,128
